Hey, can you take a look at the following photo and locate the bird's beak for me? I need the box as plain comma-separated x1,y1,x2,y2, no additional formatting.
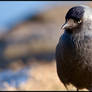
61,22,70,30
61,21,72,29
61,19,76,30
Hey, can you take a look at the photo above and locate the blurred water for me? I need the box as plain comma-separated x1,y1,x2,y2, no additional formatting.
0,1,88,31
0,67,30,89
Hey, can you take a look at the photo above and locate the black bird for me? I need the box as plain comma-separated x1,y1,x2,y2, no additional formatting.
56,5,92,91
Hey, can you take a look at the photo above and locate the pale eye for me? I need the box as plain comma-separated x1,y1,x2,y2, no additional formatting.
78,20,82,24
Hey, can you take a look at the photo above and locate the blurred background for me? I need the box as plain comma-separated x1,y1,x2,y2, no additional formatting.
0,1,91,91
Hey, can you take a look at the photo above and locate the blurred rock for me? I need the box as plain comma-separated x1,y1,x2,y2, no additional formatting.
0,4,91,69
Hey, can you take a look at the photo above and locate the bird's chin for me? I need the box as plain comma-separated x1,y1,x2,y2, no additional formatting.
64,26,74,30
65,26,80,33
65,29,73,33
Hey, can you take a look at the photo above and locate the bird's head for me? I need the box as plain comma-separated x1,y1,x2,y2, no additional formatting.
61,5,92,33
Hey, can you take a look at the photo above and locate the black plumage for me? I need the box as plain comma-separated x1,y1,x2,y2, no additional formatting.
56,5,92,91
65,6,84,21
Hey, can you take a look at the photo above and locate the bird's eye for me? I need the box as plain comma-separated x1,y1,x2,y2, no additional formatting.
73,19,82,24
78,20,82,24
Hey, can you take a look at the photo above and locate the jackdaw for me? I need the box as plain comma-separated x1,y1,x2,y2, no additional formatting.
56,5,92,91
